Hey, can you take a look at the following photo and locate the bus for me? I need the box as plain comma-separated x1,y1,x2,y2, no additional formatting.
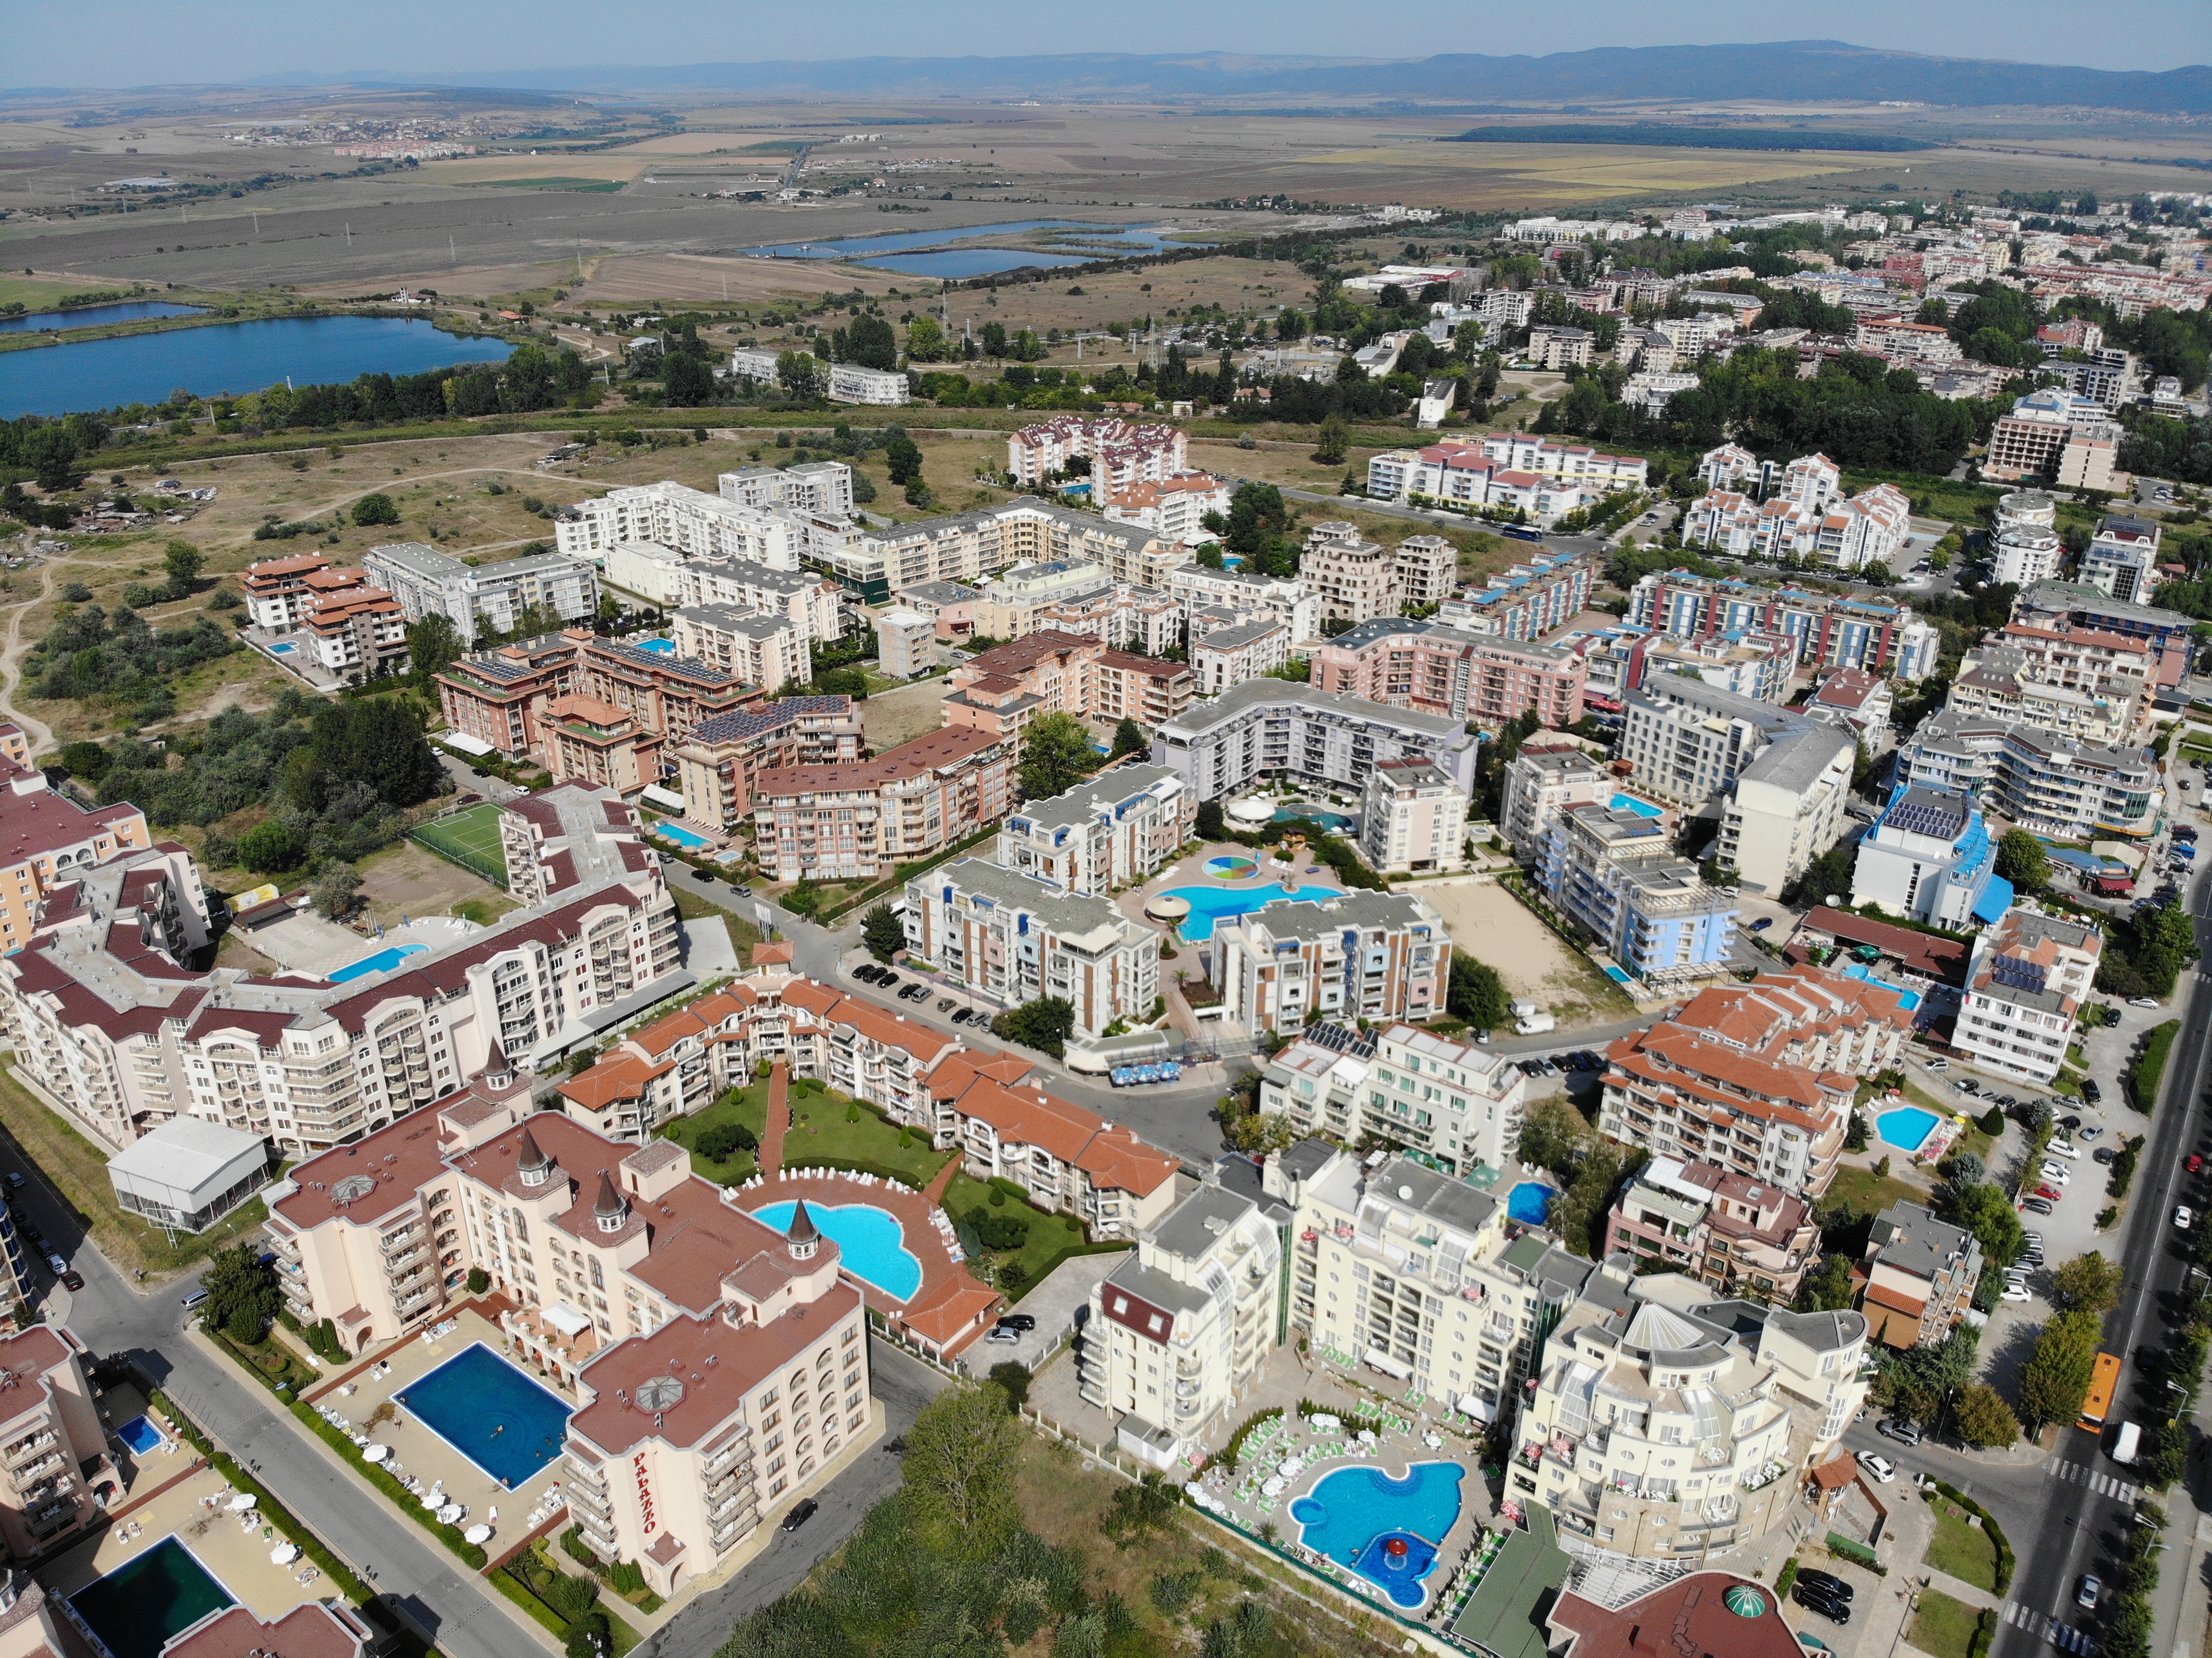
2081,1352,2123,1431
1501,525,1544,542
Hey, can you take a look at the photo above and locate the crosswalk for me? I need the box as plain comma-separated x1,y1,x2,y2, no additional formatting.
1997,1600,2096,1653
2043,1458,2140,1504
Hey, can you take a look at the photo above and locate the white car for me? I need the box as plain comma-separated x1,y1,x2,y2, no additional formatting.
1926,1059,1950,1072
2002,1283,2032,1302
2039,1163,2071,1186
1856,1451,1897,1482
2046,1140,2079,1160
2178,1206,2196,1232
2131,996,2162,1007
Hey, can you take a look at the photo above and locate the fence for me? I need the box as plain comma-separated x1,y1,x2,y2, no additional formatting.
406,802,508,889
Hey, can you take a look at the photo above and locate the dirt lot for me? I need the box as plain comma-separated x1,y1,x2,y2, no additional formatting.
1416,876,1635,1028
353,839,516,928
862,677,953,751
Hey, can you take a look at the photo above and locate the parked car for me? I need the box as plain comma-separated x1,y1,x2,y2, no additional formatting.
937,998,955,1011
181,1287,210,1311
2047,1139,2079,1159
1796,1570,1854,1602
951,1009,974,1025
1749,917,1772,932
2132,996,2163,1007
2,1173,22,1191
1879,1419,1921,1446
1926,1058,1950,1072
2003,1283,2032,1302
2078,1124,2103,1139
2033,1184,2064,1203
58,1270,82,1291
1793,1588,1849,1626
2178,1206,2196,1231
2082,1079,2103,1103
42,1254,64,1276
997,1314,1037,1332
2024,1198,2054,1215
984,1326,1022,1345
1856,1452,1896,1482
2039,1163,2071,1185
2095,1148,2119,1164
781,1498,820,1533
1956,1079,1983,1096
2077,1575,2102,1611
2190,1155,2206,1175
877,971,900,988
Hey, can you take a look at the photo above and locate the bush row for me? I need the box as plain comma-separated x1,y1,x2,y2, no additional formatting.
1931,1481,2014,1593
147,1390,374,1604
288,1400,488,1570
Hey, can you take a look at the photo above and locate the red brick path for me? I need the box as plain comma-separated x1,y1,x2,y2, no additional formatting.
759,1061,791,1178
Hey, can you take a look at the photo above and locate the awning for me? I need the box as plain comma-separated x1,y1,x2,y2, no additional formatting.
1363,1348,1413,1380
640,784,686,813
1973,874,2015,924
1456,1392,1495,1423
438,731,496,757
543,1302,593,1337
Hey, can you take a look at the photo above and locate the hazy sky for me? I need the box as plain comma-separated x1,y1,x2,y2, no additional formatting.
8,0,2208,86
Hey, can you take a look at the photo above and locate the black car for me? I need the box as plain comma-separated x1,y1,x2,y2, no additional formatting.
877,971,901,988
781,1498,819,1533
2081,1079,2103,1103
1794,1588,1849,1626
1795,1568,1854,1602
2059,1114,2082,1132
997,1313,1037,1332
853,964,881,983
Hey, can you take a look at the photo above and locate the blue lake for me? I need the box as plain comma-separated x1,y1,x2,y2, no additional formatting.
0,301,203,334
0,315,514,418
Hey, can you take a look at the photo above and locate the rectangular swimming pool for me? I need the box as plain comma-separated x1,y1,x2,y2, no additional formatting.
71,1536,235,1658
398,1342,573,1488
656,821,711,850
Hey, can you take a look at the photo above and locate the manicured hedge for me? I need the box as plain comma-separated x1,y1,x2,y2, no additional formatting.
1931,1481,2013,1593
487,1565,570,1637
147,1390,374,1604
290,1401,488,1569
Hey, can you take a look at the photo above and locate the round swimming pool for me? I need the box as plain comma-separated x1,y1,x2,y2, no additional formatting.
750,1199,923,1301
1204,855,1259,880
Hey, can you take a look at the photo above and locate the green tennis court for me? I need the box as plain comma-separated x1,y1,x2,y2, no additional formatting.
411,802,508,886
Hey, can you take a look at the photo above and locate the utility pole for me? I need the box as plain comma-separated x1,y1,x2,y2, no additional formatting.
450,235,457,268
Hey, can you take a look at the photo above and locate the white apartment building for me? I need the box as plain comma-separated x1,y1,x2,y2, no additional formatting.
1189,621,1291,695
1992,524,2064,588
360,542,599,641
1714,719,1854,898
996,764,1195,897
1622,371,1702,412
835,498,1181,596
1008,416,1188,489
670,605,812,696
1359,758,1466,875
1151,679,1482,803
2080,515,2164,604
1214,890,1446,1035
719,461,855,517
1500,735,1616,858
1102,473,1233,547
1259,1023,1528,1174
905,858,1159,1038
1955,909,2102,1084
1165,565,1323,644
0,788,680,1157
555,480,824,572
1079,1182,1284,1469
1280,1147,1602,1427
602,540,688,606
874,606,936,679
673,559,845,646
828,363,910,405
1299,522,1400,623
1896,708,2162,841
1513,1276,1870,1561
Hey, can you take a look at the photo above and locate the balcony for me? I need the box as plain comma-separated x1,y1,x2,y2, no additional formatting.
5,1431,57,1467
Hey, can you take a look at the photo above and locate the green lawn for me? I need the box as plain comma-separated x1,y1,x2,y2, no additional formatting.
410,801,508,886
1907,1587,1986,1658
657,1083,771,1185
942,1172,1105,1299
783,1084,957,1186
1924,1501,2000,1591
1826,1163,1925,1214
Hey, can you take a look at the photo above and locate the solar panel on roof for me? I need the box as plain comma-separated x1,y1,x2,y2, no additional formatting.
1305,1022,1378,1059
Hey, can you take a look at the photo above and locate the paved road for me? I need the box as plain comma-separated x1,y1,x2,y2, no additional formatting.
1984,860,2212,1657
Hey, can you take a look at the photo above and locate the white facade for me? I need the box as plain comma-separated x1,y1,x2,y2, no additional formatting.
1955,909,2102,1084
874,607,936,680
1214,891,1447,1036
555,480,815,573
904,858,1158,1038
996,764,1195,898
1260,1024,1528,1174
1165,566,1323,645
362,542,599,639
828,363,910,406
1189,621,1291,695
601,540,688,606
1359,759,1466,875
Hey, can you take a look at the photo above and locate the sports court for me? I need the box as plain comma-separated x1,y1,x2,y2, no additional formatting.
410,802,508,886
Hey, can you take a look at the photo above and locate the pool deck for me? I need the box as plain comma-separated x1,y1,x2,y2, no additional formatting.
40,1464,340,1633
730,1165,1003,1360
1122,840,1344,1038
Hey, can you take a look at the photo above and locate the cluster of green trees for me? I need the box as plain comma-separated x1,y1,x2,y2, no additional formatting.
2095,901,2199,999
0,411,110,489
991,997,1077,1059
197,1243,284,1347
27,600,238,722
1516,1097,1646,1258
718,1381,1310,1658
2015,1254,2131,1435
56,695,446,882
1195,482,1298,579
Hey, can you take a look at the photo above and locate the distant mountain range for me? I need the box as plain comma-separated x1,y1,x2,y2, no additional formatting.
256,41,2212,115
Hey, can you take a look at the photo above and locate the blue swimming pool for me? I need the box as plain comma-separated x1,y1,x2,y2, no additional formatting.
635,638,676,654
1608,792,1664,818
398,1342,573,1488
1507,1181,1557,1226
1604,965,1634,986
1157,881,1343,942
269,641,298,656
752,1200,923,1301
1838,960,1923,1012
1273,803,1356,834
115,1414,163,1456
1292,1462,1463,1609
1877,1106,1941,1154
328,942,428,983
656,821,711,850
